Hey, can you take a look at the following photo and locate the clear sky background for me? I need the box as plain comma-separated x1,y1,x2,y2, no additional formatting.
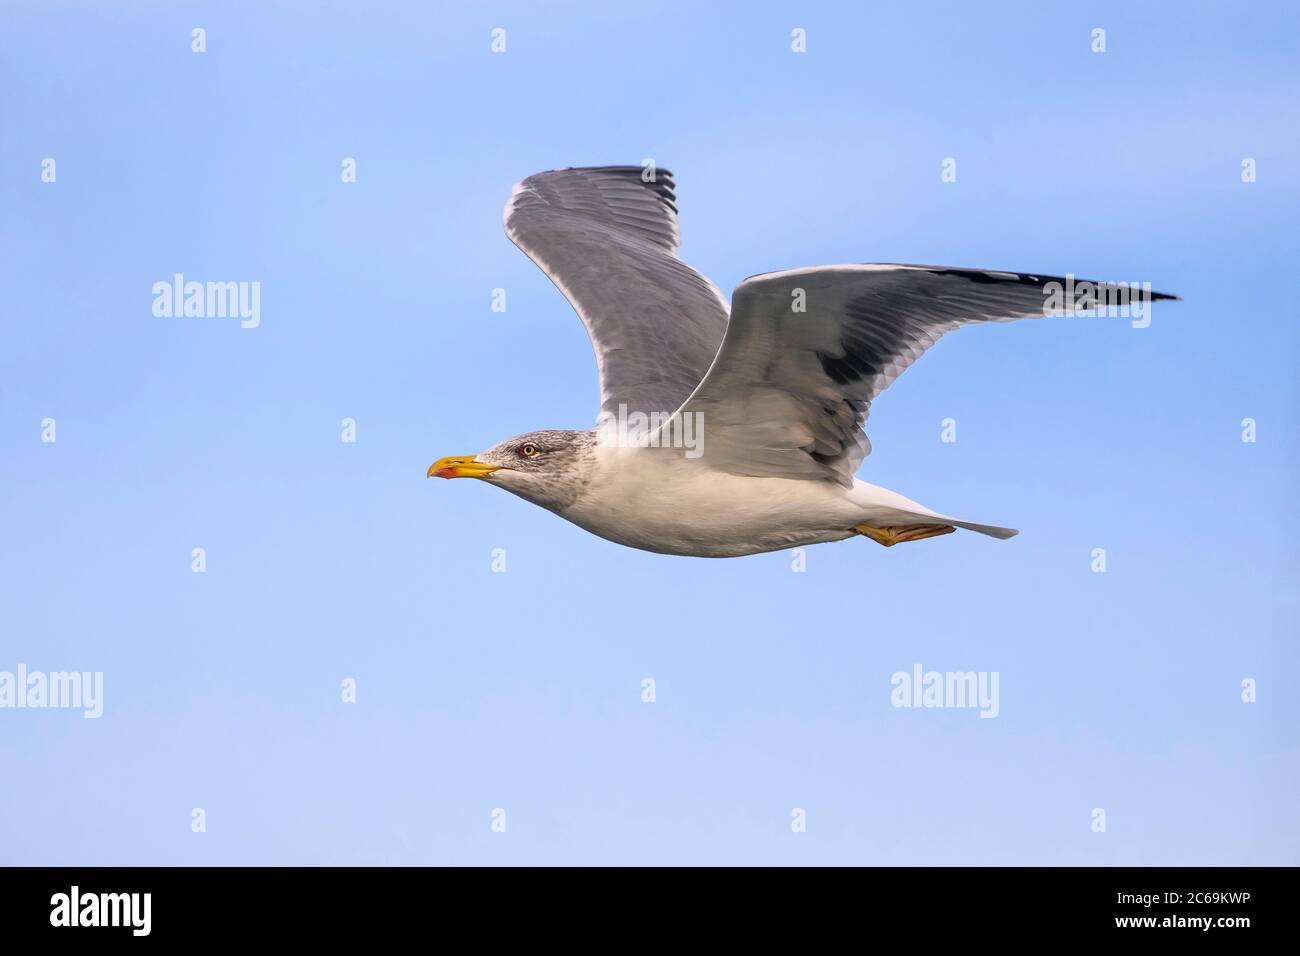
1,1,1296,865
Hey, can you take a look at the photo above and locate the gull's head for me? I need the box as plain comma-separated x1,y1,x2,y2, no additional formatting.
427,428,596,512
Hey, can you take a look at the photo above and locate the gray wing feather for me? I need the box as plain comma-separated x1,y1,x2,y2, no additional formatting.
678,264,1179,486
503,166,729,420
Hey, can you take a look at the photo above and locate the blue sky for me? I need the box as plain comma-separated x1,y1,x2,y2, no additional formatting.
1,0,1296,865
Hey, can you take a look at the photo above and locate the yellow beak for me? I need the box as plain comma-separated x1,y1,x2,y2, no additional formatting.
427,455,503,480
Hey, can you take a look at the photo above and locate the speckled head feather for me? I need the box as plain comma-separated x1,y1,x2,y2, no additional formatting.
477,428,598,513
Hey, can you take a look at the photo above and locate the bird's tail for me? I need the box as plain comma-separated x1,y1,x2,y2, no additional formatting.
946,518,1018,540
850,480,1018,541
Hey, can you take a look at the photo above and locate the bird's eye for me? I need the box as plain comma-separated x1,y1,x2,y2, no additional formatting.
518,442,539,458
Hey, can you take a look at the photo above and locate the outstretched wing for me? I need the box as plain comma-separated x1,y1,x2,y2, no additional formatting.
676,264,1178,486
504,166,729,420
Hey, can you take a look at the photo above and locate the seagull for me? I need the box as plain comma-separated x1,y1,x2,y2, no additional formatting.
429,166,1177,558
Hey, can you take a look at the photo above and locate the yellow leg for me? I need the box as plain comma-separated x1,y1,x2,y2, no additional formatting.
853,523,956,547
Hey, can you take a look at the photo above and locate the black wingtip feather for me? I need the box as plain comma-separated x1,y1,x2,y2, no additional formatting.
923,265,1180,302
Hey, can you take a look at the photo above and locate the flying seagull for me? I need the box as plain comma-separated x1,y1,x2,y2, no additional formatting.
429,166,1177,558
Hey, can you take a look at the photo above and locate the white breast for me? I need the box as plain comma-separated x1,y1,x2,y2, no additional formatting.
559,445,864,557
